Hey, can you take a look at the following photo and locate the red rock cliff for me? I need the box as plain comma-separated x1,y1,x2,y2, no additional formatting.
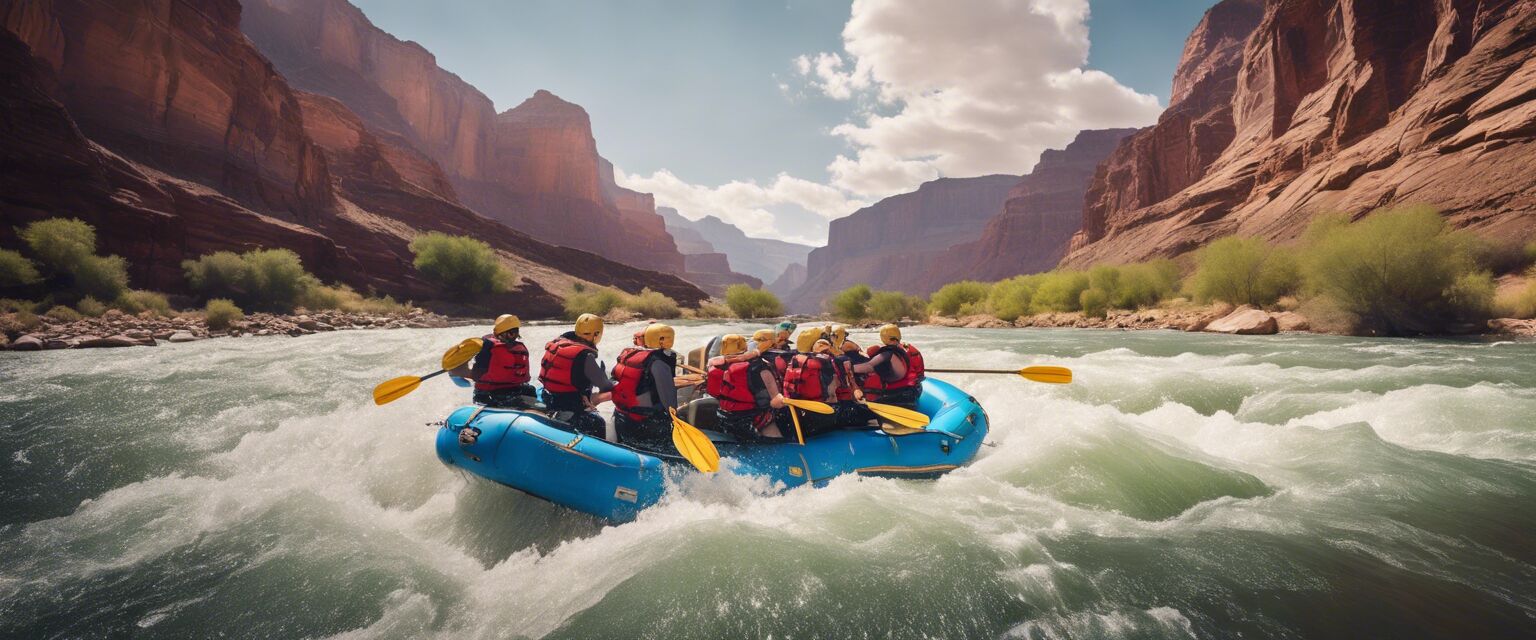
916,128,1136,289
1065,0,1536,265
241,0,689,274
789,175,1017,312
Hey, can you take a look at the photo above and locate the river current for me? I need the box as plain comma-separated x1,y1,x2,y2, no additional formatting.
2,323,1533,639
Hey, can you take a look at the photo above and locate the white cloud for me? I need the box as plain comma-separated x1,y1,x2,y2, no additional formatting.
796,0,1163,197
615,168,868,240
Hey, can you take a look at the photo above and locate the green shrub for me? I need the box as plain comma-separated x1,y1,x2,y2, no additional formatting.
1527,241,1536,265
1108,260,1181,309
204,298,244,330
929,281,990,317
1472,238,1536,275
114,290,172,316
1031,271,1092,313
827,284,873,322
563,287,625,319
988,275,1041,321
75,296,107,317
1079,288,1109,318
866,290,926,322
71,255,130,301
18,218,97,272
723,285,783,319
0,249,41,287
182,251,247,294
4,309,42,333
296,284,412,315
1,298,39,313
183,248,319,312
44,305,82,323
409,232,514,295
625,288,681,319
1189,236,1298,306
1300,206,1492,335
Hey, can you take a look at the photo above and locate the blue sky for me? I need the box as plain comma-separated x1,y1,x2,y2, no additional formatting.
351,0,1217,244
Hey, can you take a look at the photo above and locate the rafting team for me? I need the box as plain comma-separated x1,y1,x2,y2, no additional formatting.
448,313,924,455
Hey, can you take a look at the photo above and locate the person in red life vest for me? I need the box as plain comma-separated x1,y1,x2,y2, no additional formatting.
706,334,788,442
781,327,842,437
609,323,680,453
761,321,797,381
853,324,926,409
826,324,878,427
453,314,537,408
538,313,614,437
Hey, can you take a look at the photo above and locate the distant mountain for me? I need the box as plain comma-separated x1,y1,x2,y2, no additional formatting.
658,209,813,284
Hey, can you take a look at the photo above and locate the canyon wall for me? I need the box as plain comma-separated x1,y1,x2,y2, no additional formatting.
1064,0,1536,266
658,211,814,284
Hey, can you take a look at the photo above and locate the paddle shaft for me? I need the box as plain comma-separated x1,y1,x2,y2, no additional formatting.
926,368,1023,374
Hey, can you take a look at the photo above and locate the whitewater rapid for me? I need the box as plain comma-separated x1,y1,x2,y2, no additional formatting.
2,324,1532,638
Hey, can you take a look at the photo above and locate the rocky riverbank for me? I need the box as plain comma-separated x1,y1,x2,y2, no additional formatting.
1,309,481,351
926,304,1536,338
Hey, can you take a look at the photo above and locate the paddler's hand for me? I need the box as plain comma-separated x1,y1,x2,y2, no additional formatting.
588,391,612,407
770,394,786,409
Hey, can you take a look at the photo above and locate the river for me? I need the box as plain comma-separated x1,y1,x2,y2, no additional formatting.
2,323,1533,639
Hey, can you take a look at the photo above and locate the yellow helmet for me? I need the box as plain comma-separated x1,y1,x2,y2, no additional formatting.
795,326,825,353
832,324,848,346
879,324,901,345
751,328,775,352
575,313,604,343
493,314,521,336
643,323,675,349
719,334,747,356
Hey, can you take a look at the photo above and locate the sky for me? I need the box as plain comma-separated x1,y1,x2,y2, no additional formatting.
350,0,1217,246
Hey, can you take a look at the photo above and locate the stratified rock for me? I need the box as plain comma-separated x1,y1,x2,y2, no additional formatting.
660,207,814,283
168,331,199,343
10,334,43,351
790,175,1018,312
1065,0,1536,266
1204,306,1279,335
767,262,808,300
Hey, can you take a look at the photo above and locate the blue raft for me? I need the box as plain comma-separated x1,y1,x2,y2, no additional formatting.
435,377,988,521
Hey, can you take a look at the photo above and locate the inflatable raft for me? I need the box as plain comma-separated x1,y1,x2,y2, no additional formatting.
435,378,988,521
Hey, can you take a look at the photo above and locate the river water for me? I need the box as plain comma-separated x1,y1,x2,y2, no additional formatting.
2,323,1533,639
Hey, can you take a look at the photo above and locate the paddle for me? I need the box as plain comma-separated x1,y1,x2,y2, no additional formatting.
926,366,1073,384
668,408,720,473
786,401,806,445
372,338,484,405
864,401,929,429
783,398,834,414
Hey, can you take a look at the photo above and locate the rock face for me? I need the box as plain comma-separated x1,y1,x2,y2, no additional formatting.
1065,0,1536,266
659,208,814,283
0,0,707,315
790,175,1018,312
916,129,1136,290
656,207,765,295
241,0,688,274
766,262,807,300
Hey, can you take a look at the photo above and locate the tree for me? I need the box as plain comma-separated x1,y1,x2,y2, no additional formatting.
409,232,514,295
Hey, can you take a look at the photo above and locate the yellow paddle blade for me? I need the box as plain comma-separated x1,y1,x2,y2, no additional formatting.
1020,365,1072,384
669,408,720,473
787,405,806,445
865,402,929,429
373,375,423,405
441,338,484,371
784,398,835,415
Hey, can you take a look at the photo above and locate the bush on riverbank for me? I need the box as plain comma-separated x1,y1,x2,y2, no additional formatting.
17,218,130,301
183,249,407,315
866,290,927,322
1299,207,1493,335
625,288,681,319
690,301,735,319
828,284,873,322
204,299,244,330
113,290,172,316
1499,275,1536,319
724,285,783,319
929,281,990,316
561,285,682,320
1188,237,1299,307
0,249,41,287
409,232,515,295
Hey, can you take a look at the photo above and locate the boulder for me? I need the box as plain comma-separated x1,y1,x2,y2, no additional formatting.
78,335,143,348
1272,311,1311,332
168,331,199,343
1203,307,1279,335
10,334,44,351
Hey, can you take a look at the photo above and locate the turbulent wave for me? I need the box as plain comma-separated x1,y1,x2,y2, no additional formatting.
2,325,1533,638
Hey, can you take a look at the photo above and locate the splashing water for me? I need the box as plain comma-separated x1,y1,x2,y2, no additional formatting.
2,324,1533,639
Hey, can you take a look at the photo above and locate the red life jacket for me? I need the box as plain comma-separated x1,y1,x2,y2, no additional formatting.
762,348,793,381
475,335,531,391
708,359,764,412
784,353,834,401
832,357,856,401
611,347,670,420
863,343,925,392
539,336,596,394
